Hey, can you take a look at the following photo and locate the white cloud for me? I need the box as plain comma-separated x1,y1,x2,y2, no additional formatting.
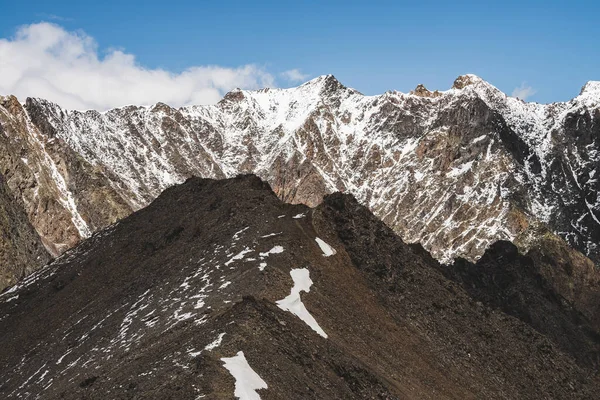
280,68,309,83
0,22,281,110
35,13,72,22
511,82,537,101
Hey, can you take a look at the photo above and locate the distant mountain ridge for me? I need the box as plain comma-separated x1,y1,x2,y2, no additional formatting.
0,74,599,289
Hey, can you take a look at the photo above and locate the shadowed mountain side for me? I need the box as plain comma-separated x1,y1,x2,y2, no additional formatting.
0,175,598,399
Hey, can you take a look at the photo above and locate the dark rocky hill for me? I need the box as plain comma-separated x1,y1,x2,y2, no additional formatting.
1,175,598,399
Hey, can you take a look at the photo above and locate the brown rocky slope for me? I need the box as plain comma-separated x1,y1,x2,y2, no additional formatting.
0,175,598,399
0,95,132,289
0,172,50,289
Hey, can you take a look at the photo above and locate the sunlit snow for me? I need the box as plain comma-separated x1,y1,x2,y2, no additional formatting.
259,246,284,258
221,351,268,400
205,332,226,351
315,237,336,257
225,248,254,266
276,268,327,338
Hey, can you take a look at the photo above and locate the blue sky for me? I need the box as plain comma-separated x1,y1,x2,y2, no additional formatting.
1,0,598,108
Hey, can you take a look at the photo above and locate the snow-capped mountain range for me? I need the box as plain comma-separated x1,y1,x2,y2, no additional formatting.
0,74,599,288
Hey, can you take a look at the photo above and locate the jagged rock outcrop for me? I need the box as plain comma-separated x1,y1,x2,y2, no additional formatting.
1,175,598,399
0,75,599,290
410,84,442,98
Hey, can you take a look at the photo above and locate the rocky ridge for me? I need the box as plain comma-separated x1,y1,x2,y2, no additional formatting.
1,175,598,399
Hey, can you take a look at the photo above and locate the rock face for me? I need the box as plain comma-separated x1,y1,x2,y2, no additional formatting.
0,75,599,288
0,95,133,289
0,173,50,289
1,175,599,399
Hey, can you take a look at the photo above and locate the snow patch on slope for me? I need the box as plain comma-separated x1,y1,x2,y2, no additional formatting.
276,268,327,338
221,351,268,400
259,246,284,258
205,332,226,351
315,237,336,257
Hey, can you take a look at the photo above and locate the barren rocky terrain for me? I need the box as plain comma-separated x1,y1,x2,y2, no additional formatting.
1,175,599,399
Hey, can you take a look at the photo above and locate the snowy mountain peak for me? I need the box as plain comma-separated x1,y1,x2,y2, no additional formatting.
580,81,600,96
0,95,24,115
220,88,246,104
298,74,357,97
452,73,487,89
218,75,351,111
25,96,63,114
150,102,176,114
300,74,339,87
0,94,15,105
576,81,600,107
